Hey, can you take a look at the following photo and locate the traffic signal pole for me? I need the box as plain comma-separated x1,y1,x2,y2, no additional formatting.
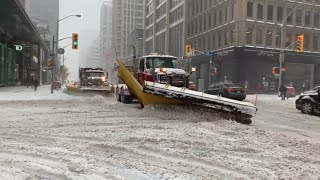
278,4,302,90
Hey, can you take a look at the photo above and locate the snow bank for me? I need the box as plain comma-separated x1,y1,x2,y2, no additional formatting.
0,86,72,101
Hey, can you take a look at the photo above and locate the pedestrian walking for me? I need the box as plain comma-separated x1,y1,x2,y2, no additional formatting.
33,77,39,91
279,84,287,100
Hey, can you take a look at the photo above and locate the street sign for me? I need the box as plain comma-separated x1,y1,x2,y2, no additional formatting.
48,59,53,67
14,45,23,51
58,48,65,55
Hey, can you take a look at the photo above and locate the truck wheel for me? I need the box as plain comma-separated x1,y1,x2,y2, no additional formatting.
116,88,121,102
120,90,126,103
301,101,314,114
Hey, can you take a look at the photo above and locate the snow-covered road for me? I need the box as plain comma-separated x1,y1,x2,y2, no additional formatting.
0,86,319,179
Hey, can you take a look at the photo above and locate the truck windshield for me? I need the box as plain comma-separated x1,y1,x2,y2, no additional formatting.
87,72,104,77
147,57,180,69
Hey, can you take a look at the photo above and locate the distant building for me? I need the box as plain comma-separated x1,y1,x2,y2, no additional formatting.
112,0,144,59
100,1,113,66
85,37,103,68
24,0,59,47
78,30,100,68
185,0,320,92
143,0,186,57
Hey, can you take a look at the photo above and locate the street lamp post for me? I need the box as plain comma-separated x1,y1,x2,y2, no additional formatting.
51,14,81,93
55,14,81,68
278,4,302,89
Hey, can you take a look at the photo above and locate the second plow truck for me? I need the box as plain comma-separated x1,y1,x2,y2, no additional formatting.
78,67,112,92
115,53,257,124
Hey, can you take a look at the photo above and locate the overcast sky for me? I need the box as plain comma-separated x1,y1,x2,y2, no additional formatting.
59,0,105,80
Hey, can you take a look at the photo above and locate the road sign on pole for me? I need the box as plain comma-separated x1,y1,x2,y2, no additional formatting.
48,59,53,67
58,48,65,55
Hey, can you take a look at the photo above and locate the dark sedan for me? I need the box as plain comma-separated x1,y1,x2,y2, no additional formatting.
204,83,246,101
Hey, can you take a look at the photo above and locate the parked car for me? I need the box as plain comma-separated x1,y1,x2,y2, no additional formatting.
204,83,246,101
296,90,320,115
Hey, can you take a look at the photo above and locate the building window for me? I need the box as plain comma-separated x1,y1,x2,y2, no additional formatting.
246,26,253,44
304,34,310,50
276,31,281,47
231,3,235,20
286,32,293,47
231,29,235,44
277,6,283,22
266,30,273,46
267,5,273,21
224,31,228,45
219,10,222,25
305,11,311,26
286,8,293,24
218,32,222,47
257,4,264,20
247,2,253,18
256,29,263,44
296,9,302,26
313,35,319,50
314,12,320,28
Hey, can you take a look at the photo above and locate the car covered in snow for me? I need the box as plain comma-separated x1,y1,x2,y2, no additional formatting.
304,86,320,94
295,89,320,115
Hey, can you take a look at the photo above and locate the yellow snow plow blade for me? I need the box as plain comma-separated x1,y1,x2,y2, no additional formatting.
66,84,80,92
116,60,182,105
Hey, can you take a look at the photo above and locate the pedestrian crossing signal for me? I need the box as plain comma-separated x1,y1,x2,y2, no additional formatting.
185,45,192,57
272,67,285,74
296,35,304,53
72,33,79,50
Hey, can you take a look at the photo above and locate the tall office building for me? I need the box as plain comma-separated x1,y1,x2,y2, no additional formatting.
112,0,144,59
185,0,320,92
100,1,113,65
144,0,185,57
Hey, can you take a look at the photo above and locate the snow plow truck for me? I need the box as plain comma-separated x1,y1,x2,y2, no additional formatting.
115,53,257,124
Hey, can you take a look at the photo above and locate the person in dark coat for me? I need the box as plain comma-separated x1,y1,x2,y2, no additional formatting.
279,84,287,100
33,77,39,91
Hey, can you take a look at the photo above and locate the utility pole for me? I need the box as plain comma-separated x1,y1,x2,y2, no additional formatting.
278,4,302,89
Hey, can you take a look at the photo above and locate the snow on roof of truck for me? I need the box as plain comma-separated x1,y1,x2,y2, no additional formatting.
85,70,104,73
141,53,177,58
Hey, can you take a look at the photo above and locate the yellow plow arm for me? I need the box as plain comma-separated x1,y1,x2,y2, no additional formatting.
116,60,183,106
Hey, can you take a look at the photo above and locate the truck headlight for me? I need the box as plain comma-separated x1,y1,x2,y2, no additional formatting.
160,67,167,73
102,76,106,82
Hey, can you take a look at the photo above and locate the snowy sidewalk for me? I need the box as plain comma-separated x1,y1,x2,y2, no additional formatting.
0,85,72,101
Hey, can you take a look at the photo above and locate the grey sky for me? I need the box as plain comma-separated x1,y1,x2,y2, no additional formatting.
59,0,105,80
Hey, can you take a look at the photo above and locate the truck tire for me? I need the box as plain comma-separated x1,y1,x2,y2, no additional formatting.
121,93,131,104
116,87,121,102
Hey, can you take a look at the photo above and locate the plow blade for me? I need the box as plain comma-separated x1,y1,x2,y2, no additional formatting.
144,82,257,119
79,86,113,91
66,84,114,93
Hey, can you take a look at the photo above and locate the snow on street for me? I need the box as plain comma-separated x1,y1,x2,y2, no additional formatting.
0,86,319,179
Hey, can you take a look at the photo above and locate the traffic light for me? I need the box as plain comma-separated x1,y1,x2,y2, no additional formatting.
185,45,192,57
72,33,79,50
272,67,285,74
296,35,304,53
